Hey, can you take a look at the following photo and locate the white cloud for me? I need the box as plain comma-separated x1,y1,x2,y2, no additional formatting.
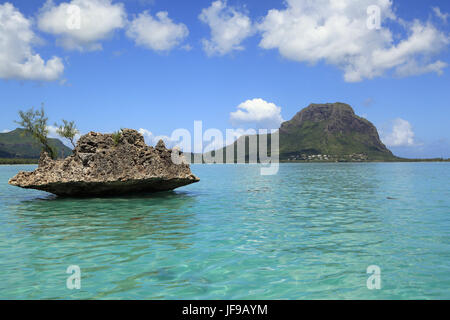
230,98,284,129
181,44,193,51
138,128,177,148
433,7,449,23
199,0,253,56
0,3,64,81
126,11,189,51
381,118,416,147
47,125,60,140
395,59,447,77
1,129,11,133
37,0,126,51
138,128,154,144
258,0,449,82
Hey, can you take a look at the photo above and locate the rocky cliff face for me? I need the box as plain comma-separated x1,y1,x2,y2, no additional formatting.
279,103,395,160
9,129,199,196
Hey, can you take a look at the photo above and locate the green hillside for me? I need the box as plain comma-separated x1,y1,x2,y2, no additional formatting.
278,103,396,160
202,103,397,162
0,128,73,159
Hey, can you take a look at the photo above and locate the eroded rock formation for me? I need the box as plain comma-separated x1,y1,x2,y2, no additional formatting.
8,129,199,196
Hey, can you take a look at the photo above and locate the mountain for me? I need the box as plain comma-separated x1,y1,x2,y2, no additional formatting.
0,128,73,159
278,103,395,160
201,102,397,162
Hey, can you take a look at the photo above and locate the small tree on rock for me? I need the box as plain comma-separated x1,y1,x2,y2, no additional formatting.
15,105,57,159
56,119,79,148
112,129,123,146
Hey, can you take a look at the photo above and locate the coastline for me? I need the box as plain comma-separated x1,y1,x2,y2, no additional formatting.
280,158,450,163
0,158,38,165
2,157,449,165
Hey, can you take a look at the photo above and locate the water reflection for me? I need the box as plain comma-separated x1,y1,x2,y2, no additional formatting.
12,191,198,245
1,190,200,298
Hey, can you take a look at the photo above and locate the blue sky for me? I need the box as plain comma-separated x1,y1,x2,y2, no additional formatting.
0,0,449,158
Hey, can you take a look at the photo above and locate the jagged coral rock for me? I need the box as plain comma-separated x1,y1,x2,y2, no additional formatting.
9,129,199,196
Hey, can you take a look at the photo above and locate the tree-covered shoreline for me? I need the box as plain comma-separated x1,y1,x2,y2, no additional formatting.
0,158,38,165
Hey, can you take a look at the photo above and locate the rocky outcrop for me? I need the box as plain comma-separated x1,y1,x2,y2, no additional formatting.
8,129,199,196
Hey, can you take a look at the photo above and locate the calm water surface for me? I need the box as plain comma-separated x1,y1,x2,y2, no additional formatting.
0,163,449,299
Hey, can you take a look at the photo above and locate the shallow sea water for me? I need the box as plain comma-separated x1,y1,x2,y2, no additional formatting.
0,163,449,299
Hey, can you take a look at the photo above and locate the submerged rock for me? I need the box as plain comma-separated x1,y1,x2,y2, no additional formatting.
8,129,199,196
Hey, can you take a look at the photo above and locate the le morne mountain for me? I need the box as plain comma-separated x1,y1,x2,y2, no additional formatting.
204,102,397,162
278,102,395,161
0,128,72,163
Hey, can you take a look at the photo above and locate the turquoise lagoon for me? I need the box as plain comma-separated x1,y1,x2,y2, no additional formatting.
0,163,449,299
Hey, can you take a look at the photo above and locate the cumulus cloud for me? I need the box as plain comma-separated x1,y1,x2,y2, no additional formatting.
47,125,60,139
1,129,11,133
381,118,416,147
433,7,449,23
230,98,284,129
258,0,449,82
0,3,64,81
138,128,153,142
199,0,253,56
138,128,177,148
37,0,126,51
138,128,157,145
126,11,189,51
395,59,447,77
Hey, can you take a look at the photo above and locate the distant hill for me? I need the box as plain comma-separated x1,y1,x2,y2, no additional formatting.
278,103,396,160
0,128,72,159
201,102,397,162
